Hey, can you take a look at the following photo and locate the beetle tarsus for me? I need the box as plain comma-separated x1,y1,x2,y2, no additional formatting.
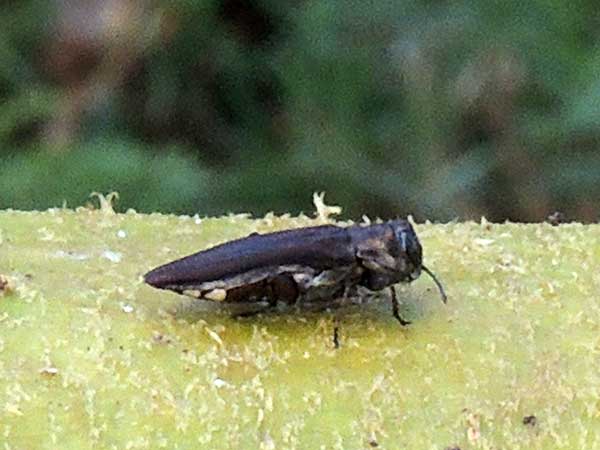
332,310,342,348
391,287,411,326
333,326,340,348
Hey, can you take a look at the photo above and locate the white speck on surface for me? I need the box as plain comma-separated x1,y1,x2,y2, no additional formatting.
312,192,342,222
38,227,55,241
121,303,134,313
53,250,90,261
213,378,229,388
205,328,224,346
261,431,275,450
117,230,127,238
102,250,122,263
466,412,481,443
5,403,24,416
39,366,59,375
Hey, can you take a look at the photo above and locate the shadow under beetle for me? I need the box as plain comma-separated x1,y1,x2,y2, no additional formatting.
144,220,447,347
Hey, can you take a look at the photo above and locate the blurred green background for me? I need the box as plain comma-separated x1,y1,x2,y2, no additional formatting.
1,0,599,222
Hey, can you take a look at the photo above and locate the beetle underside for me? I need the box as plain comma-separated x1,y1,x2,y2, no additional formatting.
167,264,365,306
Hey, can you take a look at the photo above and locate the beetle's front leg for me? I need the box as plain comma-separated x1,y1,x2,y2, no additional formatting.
390,287,411,326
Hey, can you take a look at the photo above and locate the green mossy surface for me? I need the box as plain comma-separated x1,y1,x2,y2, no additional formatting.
1,208,600,449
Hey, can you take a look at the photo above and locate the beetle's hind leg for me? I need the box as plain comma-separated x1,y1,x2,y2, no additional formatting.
231,273,299,318
330,286,354,348
390,287,411,326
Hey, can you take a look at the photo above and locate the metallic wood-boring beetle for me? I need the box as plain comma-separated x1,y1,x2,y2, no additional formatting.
144,220,447,347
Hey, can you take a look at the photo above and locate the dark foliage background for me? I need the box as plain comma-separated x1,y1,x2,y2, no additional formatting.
1,0,599,221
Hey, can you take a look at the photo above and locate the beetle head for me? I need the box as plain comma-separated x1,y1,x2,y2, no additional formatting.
390,220,447,303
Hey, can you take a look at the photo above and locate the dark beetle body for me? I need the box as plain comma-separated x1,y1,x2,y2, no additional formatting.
144,219,448,347
144,220,424,307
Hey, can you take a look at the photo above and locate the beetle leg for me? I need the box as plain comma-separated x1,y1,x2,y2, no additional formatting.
333,314,340,349
390,287,411,326
332,285,352,348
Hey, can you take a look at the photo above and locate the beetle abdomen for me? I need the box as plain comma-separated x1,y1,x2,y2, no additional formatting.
158,263,361,305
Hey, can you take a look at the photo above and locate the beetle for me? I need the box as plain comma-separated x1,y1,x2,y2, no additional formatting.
144,220,447,347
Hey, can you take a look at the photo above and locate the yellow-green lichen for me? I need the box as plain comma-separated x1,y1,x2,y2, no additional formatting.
1,207,600,449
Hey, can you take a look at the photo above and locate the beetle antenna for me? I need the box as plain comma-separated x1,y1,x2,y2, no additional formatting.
422,265,447,304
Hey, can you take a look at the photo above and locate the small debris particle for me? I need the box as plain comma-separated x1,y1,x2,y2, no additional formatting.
116,230,127,238
205,328,224,346
261,431,275,450
480,216,491,230
90,191,119,214
466,412,480,443
523,415,537,427
54,250,89,261
313,192,342,222
547,211,564,226
473,238,494,246
102,250,122,263
121,303,134,313
152,332,172,345
39,366,59,376
257,408,265,425
0,275,13,296
38,227,55,241
5,404,24,416
213,378,229,388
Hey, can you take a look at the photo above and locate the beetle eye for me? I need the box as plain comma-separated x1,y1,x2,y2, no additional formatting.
397,230,408,252
402,232,422,268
